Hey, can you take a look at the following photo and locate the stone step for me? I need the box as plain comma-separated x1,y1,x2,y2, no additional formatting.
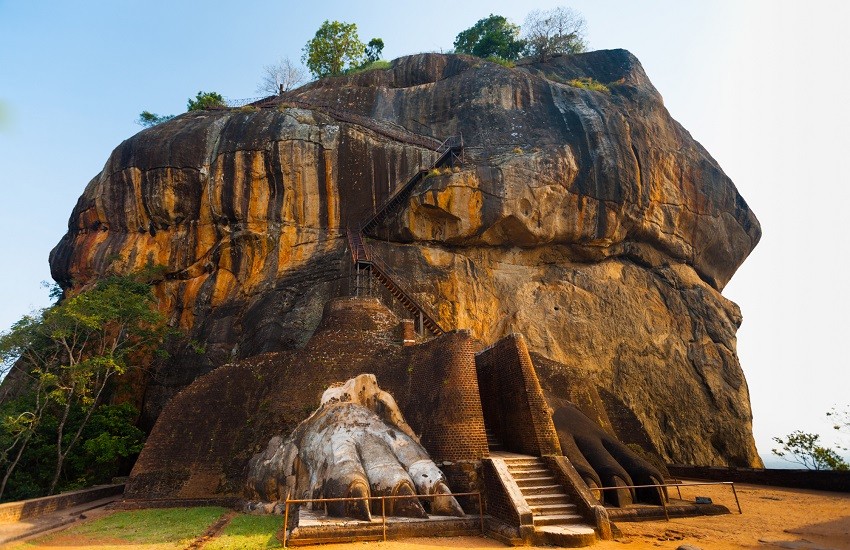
501,459,542,467
509,468,550,478
532,513,585,527
530,503,577,515
515,476,558,487
519,484,564,495
525,493,572,506
534,524,597,547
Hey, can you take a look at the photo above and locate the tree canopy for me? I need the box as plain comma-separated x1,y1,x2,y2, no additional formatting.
772,430,848,471
187,91,224,111
364,38,384,64
136,111,174,128
0,273,170,499
256,57,306,95
302,20,366,78
453,14,525,61
523,7,587,62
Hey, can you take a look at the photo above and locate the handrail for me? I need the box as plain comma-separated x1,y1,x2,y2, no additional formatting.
368,252,445,334
282,491,483,547
593,480,742,521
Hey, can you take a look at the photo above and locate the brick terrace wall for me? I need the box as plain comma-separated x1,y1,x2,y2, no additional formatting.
392,331,488,463
475,334,561,457
668,465,850,493
481,460,521,526
126,298,488,500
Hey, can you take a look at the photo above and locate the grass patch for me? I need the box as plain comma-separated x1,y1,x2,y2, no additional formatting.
347,60,392,75
67,507,226,546
205,514,282,549
485,56,515,68
567,77,610,93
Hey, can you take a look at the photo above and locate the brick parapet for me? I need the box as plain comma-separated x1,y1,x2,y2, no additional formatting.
475,334,561,457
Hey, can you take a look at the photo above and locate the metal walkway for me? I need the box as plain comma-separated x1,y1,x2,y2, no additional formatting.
348,135,464,336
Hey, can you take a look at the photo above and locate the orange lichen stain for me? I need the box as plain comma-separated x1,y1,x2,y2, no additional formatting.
211,269,237,307
324,150,337,228
77,207,101,231
247,153,269,223
179,276,209,329
130,169,150,232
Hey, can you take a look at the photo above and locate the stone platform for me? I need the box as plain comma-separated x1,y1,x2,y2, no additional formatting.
286,508,485,546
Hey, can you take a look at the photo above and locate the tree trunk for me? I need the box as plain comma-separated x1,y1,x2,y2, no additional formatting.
0,430,34,500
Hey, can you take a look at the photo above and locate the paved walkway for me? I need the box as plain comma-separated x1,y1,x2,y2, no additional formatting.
0,495,119,546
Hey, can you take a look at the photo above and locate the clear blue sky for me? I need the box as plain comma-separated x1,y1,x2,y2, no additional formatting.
2,0,849,466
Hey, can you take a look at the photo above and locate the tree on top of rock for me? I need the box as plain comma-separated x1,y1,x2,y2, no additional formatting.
187,91,224,111
302,20,366,79
453,14,525,61
523,6,587,62
257,57,307,95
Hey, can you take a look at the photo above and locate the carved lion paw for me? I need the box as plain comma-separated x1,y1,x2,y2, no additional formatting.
247,374,464,520
553,403,667,506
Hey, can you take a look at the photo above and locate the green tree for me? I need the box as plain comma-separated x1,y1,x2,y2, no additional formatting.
302,20,365,78
453,14,525,61
523,6,587,62
0,274,170,496
187,91,224,111
364,38,384,64
136,111,175,128
772,430,849,471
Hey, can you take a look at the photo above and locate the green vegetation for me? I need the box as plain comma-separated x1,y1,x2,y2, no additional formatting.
8,508,284,549
187,90,225,111
302,20,367,78
567,77,610,93
206,514,282,549
453,14,525,61
772,430,849,470
364,38,384,64
0,272,171,500
347,59,392,75
137,111,175,128
72,507,226,546
486,56,515,68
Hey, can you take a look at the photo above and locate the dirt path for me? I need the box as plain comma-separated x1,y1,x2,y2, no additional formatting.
185,510,236,549
290,483,850,550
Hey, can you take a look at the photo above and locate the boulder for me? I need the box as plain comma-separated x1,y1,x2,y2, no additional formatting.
48,50,761,467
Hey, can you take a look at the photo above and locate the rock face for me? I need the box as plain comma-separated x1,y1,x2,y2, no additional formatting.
49,50,762,467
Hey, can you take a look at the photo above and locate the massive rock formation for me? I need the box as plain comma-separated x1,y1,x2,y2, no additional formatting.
49,50,762,467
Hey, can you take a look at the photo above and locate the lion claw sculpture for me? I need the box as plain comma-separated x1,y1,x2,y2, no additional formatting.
246,374,464,520
553,403,667,506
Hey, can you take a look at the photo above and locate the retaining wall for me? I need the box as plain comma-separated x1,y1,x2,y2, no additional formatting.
668,465,850,493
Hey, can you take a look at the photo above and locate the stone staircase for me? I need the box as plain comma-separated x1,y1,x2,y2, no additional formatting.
485,428,504,452
501,455,597,546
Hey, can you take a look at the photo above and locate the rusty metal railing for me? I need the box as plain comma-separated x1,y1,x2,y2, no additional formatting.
281,491,483,547
593,481,742,521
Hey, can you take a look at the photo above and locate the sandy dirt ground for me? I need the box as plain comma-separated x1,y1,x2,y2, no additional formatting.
10,482,850,549
288,483,850,550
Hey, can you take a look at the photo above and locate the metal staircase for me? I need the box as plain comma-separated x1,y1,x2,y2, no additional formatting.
347,135,463,336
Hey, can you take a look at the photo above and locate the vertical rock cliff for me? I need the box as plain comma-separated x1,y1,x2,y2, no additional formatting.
49,50,762,466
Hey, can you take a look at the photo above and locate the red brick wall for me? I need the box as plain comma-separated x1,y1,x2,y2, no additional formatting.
126,298,488,500
475,334,561,457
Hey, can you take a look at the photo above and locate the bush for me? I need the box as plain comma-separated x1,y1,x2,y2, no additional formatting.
567,77,610,93
187,91,225,111
486,56,515,68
